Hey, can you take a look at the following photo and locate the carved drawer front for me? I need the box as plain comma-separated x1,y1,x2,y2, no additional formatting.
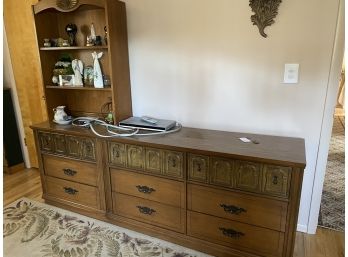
234,161,262,193
187,211,284,257
187,184,287,231
163,150,184,178
38,132,54,152
188,154,209,182
110,169,185,208
262,165,291,198
81,138,96,161
43,155,98,186
52,134,66,155
145,148,162,174
45,176,98,209
109,142,126,167
66,136,82,159
127,145,145,170
210,158,234,187
113,193,185,233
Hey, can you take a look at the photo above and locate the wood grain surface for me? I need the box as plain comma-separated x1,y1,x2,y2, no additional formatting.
110,168,185,207
31,121,306,167
187,211,285,257
187,184,287,231
45,176,99,209
43,154,98,186
3,168,344,257
4,0,47,168
112,192,186,233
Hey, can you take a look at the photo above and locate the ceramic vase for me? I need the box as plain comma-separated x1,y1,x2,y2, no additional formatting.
92,51,104,88
72,59,83,86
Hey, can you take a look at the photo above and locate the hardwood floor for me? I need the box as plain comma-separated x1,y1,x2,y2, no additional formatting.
3,168,345,257
3,168,43,206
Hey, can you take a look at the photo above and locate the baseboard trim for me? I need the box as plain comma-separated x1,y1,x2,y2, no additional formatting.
297,224,308,233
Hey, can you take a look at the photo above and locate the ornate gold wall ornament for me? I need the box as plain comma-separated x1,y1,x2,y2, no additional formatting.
249,0,282,38
56,0,78,10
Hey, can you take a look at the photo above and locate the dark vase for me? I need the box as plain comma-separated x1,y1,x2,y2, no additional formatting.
65,24,78,46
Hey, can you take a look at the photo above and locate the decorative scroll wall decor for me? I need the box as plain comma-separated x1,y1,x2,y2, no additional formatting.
249,0,282,38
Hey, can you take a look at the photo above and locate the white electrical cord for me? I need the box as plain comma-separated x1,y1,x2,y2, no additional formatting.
71,117,182,138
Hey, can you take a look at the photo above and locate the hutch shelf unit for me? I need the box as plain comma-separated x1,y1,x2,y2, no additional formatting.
33,0,132,123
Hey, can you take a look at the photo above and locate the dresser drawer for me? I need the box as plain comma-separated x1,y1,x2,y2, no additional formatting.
187,184,287,231
113,193,185,233
262,165,291,198
110,169,185,208
187,211,284,257
43,155,98,186
45,176,98,209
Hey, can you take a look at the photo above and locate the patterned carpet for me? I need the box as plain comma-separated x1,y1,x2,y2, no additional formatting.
4,198,211,257
318,116,345,231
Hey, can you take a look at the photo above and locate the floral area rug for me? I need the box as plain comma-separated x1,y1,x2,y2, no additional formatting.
4,198,212,257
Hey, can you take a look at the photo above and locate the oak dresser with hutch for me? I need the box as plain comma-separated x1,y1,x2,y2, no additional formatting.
30,0,306,257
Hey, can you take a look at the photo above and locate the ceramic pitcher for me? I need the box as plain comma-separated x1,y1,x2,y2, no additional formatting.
53,106,68,122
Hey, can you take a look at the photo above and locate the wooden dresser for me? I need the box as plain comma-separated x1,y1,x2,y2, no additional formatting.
31,122,306,257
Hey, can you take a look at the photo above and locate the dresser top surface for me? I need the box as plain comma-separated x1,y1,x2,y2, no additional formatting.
32,121,306,168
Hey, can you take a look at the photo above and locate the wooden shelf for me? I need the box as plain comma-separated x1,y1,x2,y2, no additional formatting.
34,0,132,123
46,86,112,91
40,46,108,51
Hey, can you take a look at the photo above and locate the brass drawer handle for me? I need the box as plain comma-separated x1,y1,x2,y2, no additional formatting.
63,168,77,176
219,227,244,238
197,163,202,172
63,187,78,195
272,175,278,185
136,206,156,215
136,185,156,194
220,204,247,215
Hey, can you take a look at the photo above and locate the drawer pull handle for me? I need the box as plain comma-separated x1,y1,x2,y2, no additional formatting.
63,187,78,195
136,185,156,194
219,227,244,238
272,176,278,185
220,204,246,215
197,163,202,172
63,168,77,176
136,206,156,215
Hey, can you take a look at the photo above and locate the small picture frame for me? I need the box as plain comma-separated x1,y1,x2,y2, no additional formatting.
59,75,75,86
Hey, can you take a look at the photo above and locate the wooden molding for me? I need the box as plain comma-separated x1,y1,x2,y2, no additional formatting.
34,0,104,14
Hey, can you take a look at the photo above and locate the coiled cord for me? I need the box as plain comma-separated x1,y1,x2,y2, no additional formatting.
71,117,182,137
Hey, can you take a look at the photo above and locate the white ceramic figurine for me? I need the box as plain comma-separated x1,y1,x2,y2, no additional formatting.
71,59,84,86
92,51,104,88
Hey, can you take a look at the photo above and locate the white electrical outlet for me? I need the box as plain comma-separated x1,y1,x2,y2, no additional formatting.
283,64,299,84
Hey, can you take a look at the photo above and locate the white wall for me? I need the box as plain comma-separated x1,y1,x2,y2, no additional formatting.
123,0,342,231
